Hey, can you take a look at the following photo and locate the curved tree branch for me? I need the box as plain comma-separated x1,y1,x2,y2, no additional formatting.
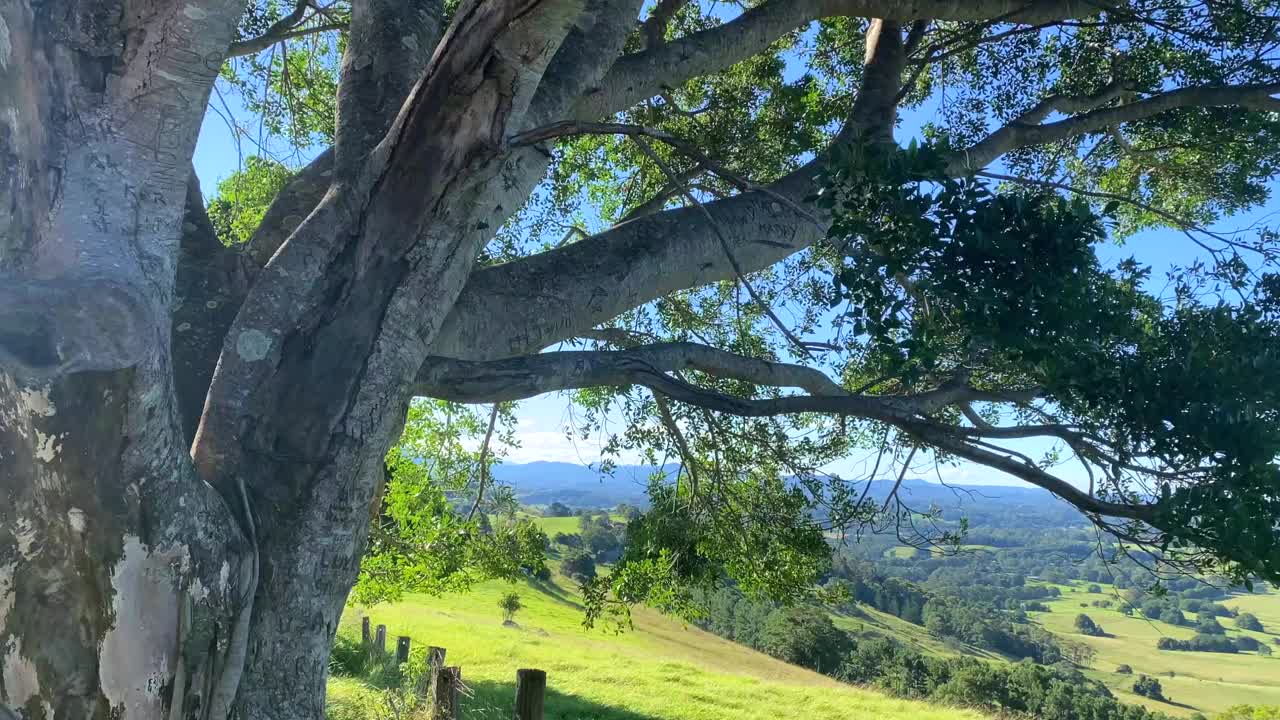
228,1,343,58
414,344,1154,522
578,0,1095,118
951,82,1280,173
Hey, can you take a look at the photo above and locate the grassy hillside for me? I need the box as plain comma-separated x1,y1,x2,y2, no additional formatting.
329,577,985,720
1029,582,1280,717
829,604,1006,662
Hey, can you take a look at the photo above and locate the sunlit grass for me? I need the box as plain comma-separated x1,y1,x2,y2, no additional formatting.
329,576,985,720
1028,582,1280,717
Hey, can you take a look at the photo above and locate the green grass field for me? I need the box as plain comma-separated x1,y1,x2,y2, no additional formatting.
329,577,985,720
1028,582,1280,717
829,604,1006,662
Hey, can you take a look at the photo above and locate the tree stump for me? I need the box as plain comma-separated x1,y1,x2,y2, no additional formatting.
514,669,546,720
396,635,411,664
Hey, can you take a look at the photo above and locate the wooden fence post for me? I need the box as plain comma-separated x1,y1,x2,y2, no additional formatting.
514,669,546,720
416,646,447,697
374,624,387,655
432,666,461,720
361,617,371,647
395,636,411,664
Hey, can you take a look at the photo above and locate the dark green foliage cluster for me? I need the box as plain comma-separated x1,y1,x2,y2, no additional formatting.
545,502,573,517
1197,617,1227,635
758,606,852,674
1133,675,1166,701
578,513,624,561
838,638,1167,720
818,136,1280,584
826,558,1063,662
688,582,1165,720
552,532,582,549
1237,612,1265,631
561,551,597,583
1157,634,1241,653
584,478,833,628
1074,614,1106,637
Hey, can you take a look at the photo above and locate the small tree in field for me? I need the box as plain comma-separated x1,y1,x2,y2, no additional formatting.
1237,613,1265,632
1133,675,1166,701
499,592,523,624
1075,614,1105,637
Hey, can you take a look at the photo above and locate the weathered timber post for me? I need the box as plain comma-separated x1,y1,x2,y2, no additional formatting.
396,635,412,664
417,646,447,697
362,617,372,646
374,624,387,655
514,669,546,720
433,666,462,719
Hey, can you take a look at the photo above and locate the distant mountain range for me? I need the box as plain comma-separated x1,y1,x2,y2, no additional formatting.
491,461,675,506
491,461,1063,512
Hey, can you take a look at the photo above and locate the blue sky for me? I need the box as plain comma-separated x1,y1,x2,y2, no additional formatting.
192,33,1276,487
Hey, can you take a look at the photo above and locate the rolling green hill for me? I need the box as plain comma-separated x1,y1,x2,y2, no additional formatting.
329,577,985,720
1028,582,1280,717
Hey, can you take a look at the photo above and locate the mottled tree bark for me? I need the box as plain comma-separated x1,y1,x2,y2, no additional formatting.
0,0,253,718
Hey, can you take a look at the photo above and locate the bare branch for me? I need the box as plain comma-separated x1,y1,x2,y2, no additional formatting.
579,0,1095,118
952,82,1280,173
640,0,689,48
466,403,502,522
227,1,344,58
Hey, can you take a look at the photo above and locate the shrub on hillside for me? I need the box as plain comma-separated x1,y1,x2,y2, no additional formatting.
1234,636,1262,652
759,605,853,674
1197,618,1226,634
1133,675,1165,701
1237,613,1265,632
1158,634,1239,653
1088,584,1103,593
552,531,583,548
1074,613,1105,637
1214,706,1280,720
561,550,597,583
1115,664,1133,674
499,591,522,623
1160,607,1188,626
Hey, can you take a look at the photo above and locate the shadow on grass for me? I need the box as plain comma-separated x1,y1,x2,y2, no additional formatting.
527,576,585,612
461,679,664,720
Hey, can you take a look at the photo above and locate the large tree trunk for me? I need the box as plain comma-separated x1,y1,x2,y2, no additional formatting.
0,0,252,718
1,0,641,717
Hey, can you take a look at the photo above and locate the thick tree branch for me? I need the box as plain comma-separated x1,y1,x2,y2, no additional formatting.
901,420,1155,521
418,342,848,400
228,22,347,58
414,345,1153,522
952,82,1280,173
428,164,822,360
641,0,689,48
578,0,1095,118
334,0,444,171
227,0,338,58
